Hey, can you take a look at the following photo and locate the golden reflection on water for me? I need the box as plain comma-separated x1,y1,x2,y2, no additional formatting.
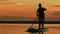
0,24,60,34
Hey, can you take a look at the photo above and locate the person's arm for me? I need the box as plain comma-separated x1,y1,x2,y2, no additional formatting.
44,8,47,11
43,7,47,11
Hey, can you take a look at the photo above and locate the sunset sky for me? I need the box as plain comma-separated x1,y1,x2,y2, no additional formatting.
0,0,60,21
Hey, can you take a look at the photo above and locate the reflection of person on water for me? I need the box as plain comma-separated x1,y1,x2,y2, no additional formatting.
37,3,47,29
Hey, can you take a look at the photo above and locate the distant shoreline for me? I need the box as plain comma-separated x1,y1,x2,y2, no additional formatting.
0,21,60,24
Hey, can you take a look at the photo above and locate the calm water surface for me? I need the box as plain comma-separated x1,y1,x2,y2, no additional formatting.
0,24,60,34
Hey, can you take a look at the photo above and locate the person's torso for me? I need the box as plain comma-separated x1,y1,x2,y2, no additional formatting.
38,8,45,17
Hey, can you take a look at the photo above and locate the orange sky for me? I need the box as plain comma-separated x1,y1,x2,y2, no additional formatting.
0,0,60,21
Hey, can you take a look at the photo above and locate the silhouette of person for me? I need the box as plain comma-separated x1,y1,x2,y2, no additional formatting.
37,3,47,29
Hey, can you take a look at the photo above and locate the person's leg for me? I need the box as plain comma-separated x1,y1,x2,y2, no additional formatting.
42,17,44,29
38,17,41,34
38,17,41,29
41,17,44,34
38,17,44,29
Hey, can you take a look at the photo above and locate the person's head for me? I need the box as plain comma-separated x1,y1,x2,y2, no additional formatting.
39,3,41,8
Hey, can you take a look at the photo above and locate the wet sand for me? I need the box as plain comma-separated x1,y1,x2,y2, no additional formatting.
0,24,60,34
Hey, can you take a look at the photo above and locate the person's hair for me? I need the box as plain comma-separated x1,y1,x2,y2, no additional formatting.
39,3,41,7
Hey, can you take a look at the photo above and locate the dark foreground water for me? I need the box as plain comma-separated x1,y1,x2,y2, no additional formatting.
0,24,60,34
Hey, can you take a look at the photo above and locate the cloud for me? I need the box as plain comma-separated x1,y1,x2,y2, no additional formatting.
0,16,34,21
45,18,55,21
0,1,23,7
0,0,8,1
57,17,60,20
45,17,60,21
0,16,25,19
52,5,60,7
0,1,23,5
0,1,16,4
45,11,60,21
0,0,23,6
51,11,60,16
